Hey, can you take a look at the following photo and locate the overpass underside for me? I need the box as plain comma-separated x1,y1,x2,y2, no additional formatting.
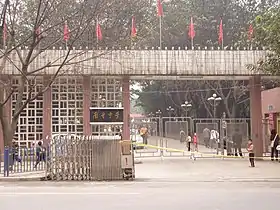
1,49,274,78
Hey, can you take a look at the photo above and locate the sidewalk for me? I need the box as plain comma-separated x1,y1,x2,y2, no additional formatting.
0,171,45,182
135,157,280,182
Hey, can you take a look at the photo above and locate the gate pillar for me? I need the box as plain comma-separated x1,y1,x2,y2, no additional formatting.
43,76,52,143
83,76,91,135
249,76,263,158
122,77,130,140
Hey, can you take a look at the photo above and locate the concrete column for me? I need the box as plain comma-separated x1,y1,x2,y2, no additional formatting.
249,76,263,158
0,98,11,152
83,76,91,135
43,76,52,143
122,77,130,140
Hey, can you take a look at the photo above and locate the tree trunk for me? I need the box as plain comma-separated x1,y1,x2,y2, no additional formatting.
0,107,13,147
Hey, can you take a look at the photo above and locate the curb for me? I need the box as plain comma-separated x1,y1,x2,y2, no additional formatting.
0,176,45,182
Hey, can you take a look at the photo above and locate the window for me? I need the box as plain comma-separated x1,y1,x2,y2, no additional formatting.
12,77,43,148
51,77,84,135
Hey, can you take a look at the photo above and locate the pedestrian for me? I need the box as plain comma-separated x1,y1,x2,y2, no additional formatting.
140,126,148,144
203,128,210,148
180,129,186,143
247,139,255,167
186,134,192,152
210,129,219,149
11,141,21,163
270,129,279,161
232,129,243,157
34,141,46,168
193,133,198,151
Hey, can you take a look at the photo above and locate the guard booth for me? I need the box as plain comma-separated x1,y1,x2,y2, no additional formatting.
90,107,135,180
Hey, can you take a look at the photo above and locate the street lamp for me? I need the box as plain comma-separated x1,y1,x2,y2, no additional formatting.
155,110,162,117
181,101,192,118
207,93,222,118
148,112,154,118
166,106,174,118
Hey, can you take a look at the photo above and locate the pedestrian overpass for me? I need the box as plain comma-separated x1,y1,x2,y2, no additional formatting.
2,48,271,80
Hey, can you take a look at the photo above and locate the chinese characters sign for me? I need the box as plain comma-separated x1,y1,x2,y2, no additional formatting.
90,108,123,124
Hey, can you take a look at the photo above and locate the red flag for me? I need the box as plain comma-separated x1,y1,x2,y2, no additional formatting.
218,19,223,45
35,26,42,40
188,17,195,39
248,24,253,41
63,22,70,41
157,0,163,17
96,21,102,41
131,16,137,38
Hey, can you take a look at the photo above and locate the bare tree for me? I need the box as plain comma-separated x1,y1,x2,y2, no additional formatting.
0,0,140,147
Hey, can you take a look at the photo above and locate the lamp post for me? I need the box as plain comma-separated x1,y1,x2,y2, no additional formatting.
181,101,192,119
155,110,162,138
207,93,222,118
181,101,192,135
155,110,162,117
166,106,174,118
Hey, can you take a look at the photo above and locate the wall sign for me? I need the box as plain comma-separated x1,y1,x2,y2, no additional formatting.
90,107,124,124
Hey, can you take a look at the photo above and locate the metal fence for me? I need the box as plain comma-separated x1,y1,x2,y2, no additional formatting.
45,135,134,181
1,147,46,177
131,117,257,157
193,118,250,148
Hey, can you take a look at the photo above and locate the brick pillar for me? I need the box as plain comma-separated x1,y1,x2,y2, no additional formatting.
83,76,91,135
249,76,263,158
0,98,11,152
122,77,130,140
43,76,52,143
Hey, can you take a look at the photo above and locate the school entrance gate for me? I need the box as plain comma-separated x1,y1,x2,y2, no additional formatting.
133,117,254,158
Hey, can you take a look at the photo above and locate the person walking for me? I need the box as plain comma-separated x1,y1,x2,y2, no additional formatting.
186,134,192,152
247,139,255,167
180,129,186,144
232,130,243,157
34,141,46,168
270,129,279,161
203,128,210,148
210,129,219,149
193,133,198,151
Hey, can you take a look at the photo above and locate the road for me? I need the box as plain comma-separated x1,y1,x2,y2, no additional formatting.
0,181,280,209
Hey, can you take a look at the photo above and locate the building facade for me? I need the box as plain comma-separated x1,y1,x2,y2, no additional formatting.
261,87,280,134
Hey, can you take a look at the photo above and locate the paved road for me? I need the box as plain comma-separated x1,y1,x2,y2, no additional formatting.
1,157,280,209
0,181,280,209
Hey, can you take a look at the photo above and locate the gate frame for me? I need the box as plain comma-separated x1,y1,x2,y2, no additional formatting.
130,116,162,157
193,117,250,155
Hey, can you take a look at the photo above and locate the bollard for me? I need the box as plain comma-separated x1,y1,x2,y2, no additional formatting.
3,147,9,177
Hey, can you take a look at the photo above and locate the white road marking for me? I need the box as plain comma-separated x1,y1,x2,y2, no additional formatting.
0,192,140,196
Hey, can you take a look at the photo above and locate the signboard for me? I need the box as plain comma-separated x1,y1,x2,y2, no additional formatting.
90,107,123,124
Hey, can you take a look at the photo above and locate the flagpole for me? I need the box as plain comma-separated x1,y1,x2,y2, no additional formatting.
159,16,162,49
3,17,6,49
191,38,194,49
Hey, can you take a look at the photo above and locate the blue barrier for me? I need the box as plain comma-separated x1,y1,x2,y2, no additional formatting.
4,147,9,177
2,146,47,177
